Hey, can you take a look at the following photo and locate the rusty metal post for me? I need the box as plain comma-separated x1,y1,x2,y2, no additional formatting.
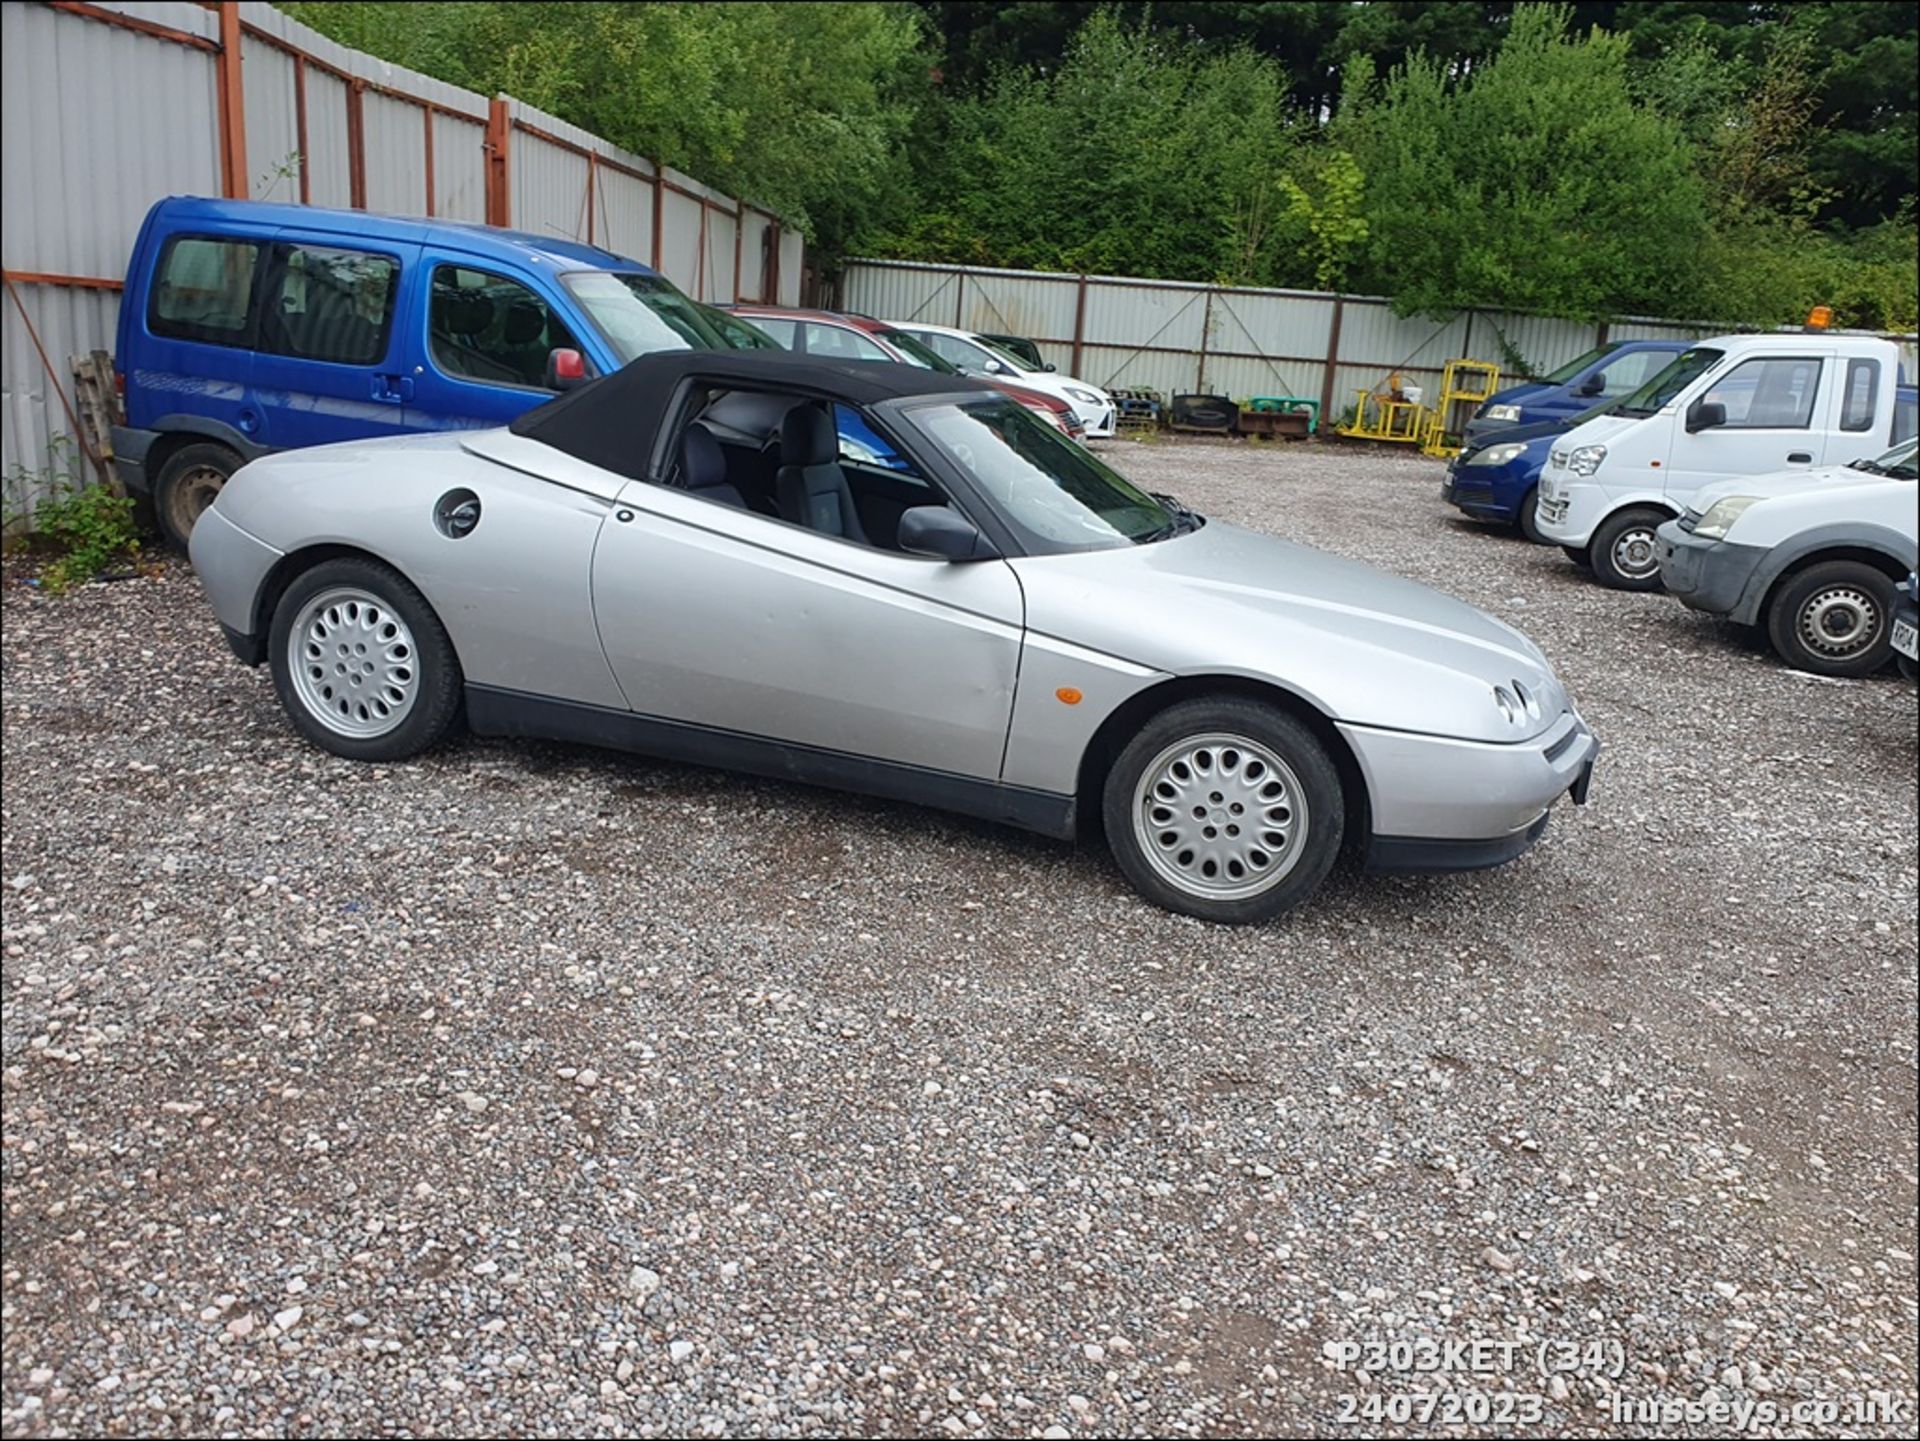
292,56,310,203
1320,295,1346,421
1071,274,1089,376
215,2,248,198
345,79,367,209
1196,289,1214,394
484,97,512,227
422,107,435,217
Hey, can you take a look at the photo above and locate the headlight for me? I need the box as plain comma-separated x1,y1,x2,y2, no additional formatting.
1465,442,1529,467
1567,444,1608,477
1692,495,1760,541
1482,404,1522,422
1062,386,1103,406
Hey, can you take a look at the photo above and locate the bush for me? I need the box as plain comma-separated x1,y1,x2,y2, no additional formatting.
8,463,142,595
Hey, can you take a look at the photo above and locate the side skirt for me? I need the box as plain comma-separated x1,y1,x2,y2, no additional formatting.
465,685,1078,840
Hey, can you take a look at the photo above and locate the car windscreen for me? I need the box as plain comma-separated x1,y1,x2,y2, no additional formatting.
1542,342,1617,385
907,398,1173,553
560,271,729,361
875,329,960,374
1614,347,1725,418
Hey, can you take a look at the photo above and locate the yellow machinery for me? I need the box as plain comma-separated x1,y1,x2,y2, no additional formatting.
1419,359,1501,457
1335,359,1501,455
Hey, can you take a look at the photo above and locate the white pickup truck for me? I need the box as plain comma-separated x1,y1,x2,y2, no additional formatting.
1535,332,1908,589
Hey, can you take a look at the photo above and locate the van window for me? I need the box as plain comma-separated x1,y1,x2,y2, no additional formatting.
430,265,584,390
1593,348,1666,396
149,236,259,346
262,244,398,366
1839,358,1879,432
1706,357,1822,429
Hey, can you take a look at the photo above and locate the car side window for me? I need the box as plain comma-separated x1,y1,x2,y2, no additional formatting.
922,333,980,369
1705,357,1822,429
805,323,893,364
749,316,798,348
149,235,260,347
261,244,399,366
430,264,585,389
1839,358,1879,432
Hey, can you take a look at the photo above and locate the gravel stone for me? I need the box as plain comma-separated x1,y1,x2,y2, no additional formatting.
1,438,1914,1436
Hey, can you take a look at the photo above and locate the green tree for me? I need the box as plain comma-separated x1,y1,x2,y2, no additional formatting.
1348,4,1708,318
281,2,929,254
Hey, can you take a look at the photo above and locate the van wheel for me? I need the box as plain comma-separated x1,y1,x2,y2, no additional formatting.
1589,506,1668,591
155,442,242,552
1516,488,1545,545
1765,561,1895,678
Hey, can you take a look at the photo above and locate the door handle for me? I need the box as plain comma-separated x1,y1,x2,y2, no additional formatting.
370,374,412,404
1787,451,1812,464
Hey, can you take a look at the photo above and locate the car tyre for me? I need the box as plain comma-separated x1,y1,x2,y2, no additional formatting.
1765,561,1895,678
1102,697,1343,924
269,557,464,761
1589,506,1668,591
1516,487,1545,545
1560,544,1592,569
155,441,242,552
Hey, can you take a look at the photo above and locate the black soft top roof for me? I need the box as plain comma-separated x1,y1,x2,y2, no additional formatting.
509,350,997,480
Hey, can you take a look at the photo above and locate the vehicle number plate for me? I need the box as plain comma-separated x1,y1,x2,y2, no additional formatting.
1893,617,1919,661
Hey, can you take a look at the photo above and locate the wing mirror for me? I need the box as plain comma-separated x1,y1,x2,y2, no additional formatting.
1041,362,1057,372
546,347,587,391
981,358,1007,375
898,505,995,560
1686,398,1727,433
1577,372,1605,396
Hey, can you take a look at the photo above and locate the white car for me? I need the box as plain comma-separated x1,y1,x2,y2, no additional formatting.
1656,437,1919,676
885,321,1116,437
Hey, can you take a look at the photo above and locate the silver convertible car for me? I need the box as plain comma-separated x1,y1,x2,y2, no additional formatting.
190,352,1598,923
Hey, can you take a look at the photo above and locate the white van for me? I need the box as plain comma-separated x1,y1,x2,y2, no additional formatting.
1535,332,1907,588
1656,438,1918,677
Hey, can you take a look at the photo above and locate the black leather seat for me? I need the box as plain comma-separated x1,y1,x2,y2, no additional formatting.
677,423,746,509
775,404,867,544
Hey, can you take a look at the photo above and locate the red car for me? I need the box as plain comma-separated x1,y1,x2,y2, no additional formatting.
725,305,1085,439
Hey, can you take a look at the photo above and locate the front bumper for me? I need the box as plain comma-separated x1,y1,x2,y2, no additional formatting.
186,505,284,664
1341,709,1599,872
1442,454,1535,523
1081,403,1117,439
110,425,158,495
1535,472,1608,546
1656,521,1768,619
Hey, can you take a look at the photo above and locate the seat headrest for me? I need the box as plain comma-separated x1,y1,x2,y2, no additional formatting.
680,423,727,491
435,289,493,335
502,301,545,346
780,404,838,468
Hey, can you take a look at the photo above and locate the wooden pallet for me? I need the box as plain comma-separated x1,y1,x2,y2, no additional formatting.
69,349,124,494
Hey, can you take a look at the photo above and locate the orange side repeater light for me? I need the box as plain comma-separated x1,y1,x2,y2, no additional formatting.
1056,687,1083,705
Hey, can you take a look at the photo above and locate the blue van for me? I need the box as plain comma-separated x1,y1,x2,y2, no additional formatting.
114,196,736,547
1464,339,1689,448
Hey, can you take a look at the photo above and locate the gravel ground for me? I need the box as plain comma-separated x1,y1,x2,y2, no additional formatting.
3,438,1915,1440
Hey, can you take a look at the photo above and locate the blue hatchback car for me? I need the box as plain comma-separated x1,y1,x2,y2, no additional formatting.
114,196,738,547
1463,339,1688,448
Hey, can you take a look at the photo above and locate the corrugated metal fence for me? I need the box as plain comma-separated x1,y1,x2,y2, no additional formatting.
840,259,1919,419
1,0,804,517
